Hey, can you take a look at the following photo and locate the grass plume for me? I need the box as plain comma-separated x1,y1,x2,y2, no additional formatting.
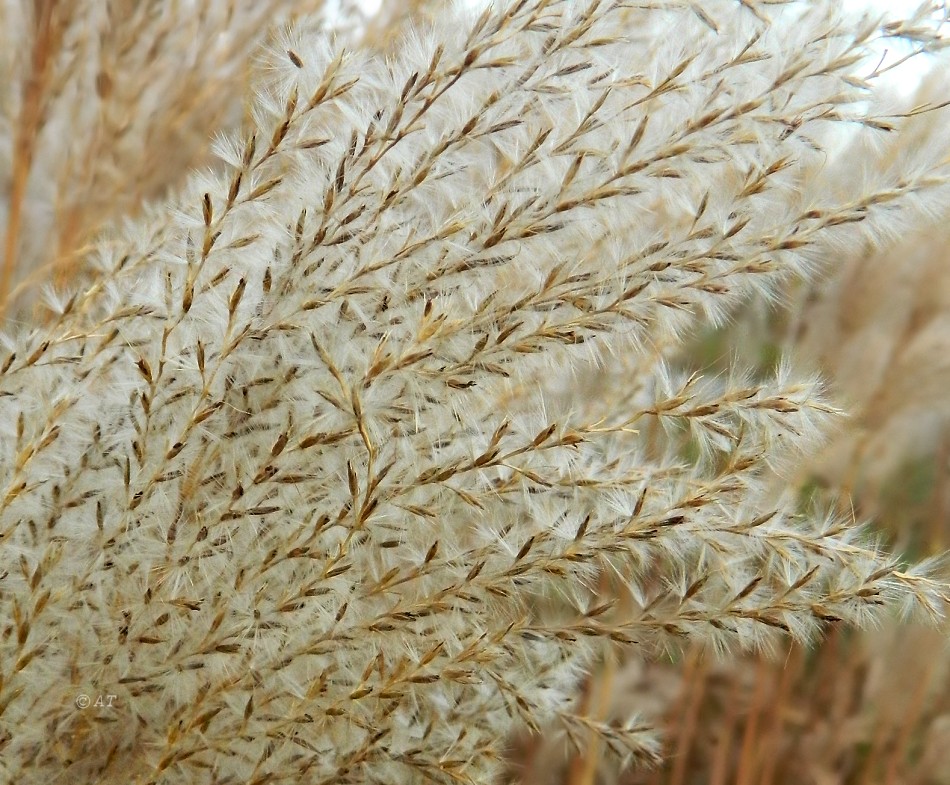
0,2,949,783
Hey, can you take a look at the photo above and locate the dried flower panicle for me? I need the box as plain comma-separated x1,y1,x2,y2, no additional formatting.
1,1,949,784
576,60,950,785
